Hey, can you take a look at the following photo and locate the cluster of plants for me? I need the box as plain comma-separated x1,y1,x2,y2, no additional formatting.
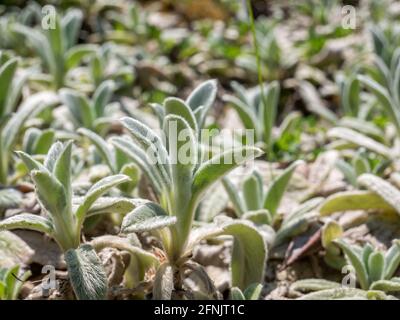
1,0,400,301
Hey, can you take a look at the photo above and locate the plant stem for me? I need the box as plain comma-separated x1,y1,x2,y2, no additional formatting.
245,0,275,182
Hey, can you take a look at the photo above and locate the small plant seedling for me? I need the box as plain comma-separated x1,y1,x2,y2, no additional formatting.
112,81,267,296
0,141,136,299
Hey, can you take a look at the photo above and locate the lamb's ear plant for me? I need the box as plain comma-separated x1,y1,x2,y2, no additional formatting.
222,160,303,224
222,160,320,247
327,126,394,160
355,29,400,139
7,128,57,184
319,173,400,218
22,128,55,156
89,44,134,88
335,239,400,291
223,80,280,155
230,283,262,300
77,127,140,194
335,149,389,187
0,51,26,117
338,74,360,118
13,9,97,89
0,141,134,300
112,82,266,296
291,239,400,299
321,220,345,270
0,265,31,300
150,79,218,131
60,80,115,134
0,91,59,185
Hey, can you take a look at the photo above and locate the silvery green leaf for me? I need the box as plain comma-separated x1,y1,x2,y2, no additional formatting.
299,81,338,123
23,128,41,155
31,170,68,220
149,103,165,126
336,159,357,187
61,9,83,50
78,128,116,172
321,220,343,249
358,75,400,136
84,197,137,217
153,263,174,300
297,288,382,300
274,217,309,247
164,97,197,131
319,191,395,216
186,79,217,112
0,231,34,268
370,278,400,292
357,174,400,215
221,220,267,290
16,151,47,172
111,136,163,193
33,129,55,154
274,198,322,246
362,244,373,274
0,58,18,116
243,283,263,300
368,251,385,283
76,174,130,223
370,26,389,63
0,189,22,210
327,127,392,159
164,114,197,229
120,117,171,187
242,209,271,225
0,265,31,300
2,91,58,152
119,163,140,192
53,141,73,201
223,95,257,131
230,287,245,300
65,44,97,69
393,51,400,105
334,239,369,290
13,25,54,78
384,241,400,279
184,224,224,256
93,80,114,117
46,16,65,88
352,153,371,176
261,81,280,152
121,202,176,233
193,105,206,127
44,141,64,172
222,177,246,216
290,279,341,294
263,160,303,217
242,172,263,211
341,76,360,117
338,117,382,141
0,213,53,235
192,146,263,201
164,114,197,177
183,262,220,299
230,81,249,104
65,244,108,300
60,89,94,128
284,197,323,225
